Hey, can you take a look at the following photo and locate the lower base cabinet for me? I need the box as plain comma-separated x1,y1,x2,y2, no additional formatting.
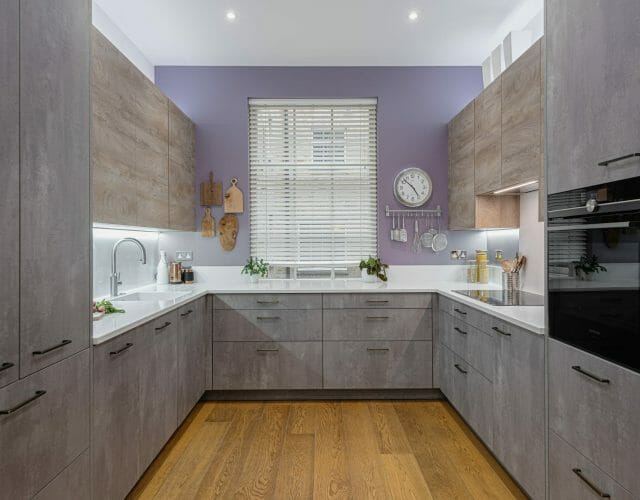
33,448,91,500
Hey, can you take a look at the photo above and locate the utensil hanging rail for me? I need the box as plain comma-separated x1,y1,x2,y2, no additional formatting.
384,205,442,218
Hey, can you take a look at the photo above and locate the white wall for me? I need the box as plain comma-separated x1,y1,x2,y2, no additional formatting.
92,2,155,82
518,191,545,294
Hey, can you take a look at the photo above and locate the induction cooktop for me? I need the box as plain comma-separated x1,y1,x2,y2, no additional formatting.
452,289,544,306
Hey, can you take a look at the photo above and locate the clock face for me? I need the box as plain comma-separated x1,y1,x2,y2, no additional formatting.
393,167,432,207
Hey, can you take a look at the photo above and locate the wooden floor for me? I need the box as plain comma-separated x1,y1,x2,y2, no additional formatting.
129,400,526,500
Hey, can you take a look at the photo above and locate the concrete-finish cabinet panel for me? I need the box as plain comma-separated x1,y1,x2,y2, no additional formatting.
0,0,19,388
34,448,91,500
0,350,90,500
448,102,476,229
474,78,502,194
323,293,432,309
169,101,196,231
547,0,640,193
19,0,91,377
323,340,433,389
213,293,322,310
548,338,640,497
323,309,432,341
214,309,322,342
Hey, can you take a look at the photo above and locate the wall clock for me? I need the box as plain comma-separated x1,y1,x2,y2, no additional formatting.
393,167,433,207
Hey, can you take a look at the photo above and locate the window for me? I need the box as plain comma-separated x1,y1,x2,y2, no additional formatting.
249,98,378,270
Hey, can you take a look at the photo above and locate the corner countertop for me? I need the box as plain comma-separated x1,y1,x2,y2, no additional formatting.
93,265,546,345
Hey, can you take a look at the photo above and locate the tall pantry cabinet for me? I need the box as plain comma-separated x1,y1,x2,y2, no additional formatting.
0,0,92,498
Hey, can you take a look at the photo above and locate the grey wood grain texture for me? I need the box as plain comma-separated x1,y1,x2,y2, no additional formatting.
474,77,502,194
548,431,634,500
323,340,433,389
168,101,196,231
213,309,322,342
33,448,91,500
205,296,213,390
548,338,640,497
438,295,486,330
0,0,19,388
436,341,454,401
539,35,546,222
92,327,143,500
139,311,178,471
322,293,433,309
448,102,476,229
501,39,542,188
19,0,91,376
323,309,432,341
547,0,640,194
0,350,90,500
438,310,495,381
177,298,207,424
213,293,322,310
492,315,545,500
212,341,322,390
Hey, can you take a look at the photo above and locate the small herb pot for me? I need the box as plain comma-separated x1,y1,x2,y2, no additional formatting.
249,275,259,284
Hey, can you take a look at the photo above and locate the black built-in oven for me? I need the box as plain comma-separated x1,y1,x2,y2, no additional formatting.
547,176,640,372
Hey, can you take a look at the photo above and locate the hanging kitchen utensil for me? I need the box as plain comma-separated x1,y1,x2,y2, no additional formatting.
224,178,244,213
390,214,397,241
201,207,215,237
420,213,434,248
398,215,408,242
412,218,421,253
200,172,222,207
431,215,448,253
219,213,239,251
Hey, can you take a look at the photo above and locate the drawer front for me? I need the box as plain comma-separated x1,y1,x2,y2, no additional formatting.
549,431,634,500
212,341,322,390
323,293,433,309
323,340,433,389
213,293,322,310
323,309,432,341
549,339,640,497
0,349,90,499
438,295,486,328
439,311,495,380
33,448,91,500
214,309,322,342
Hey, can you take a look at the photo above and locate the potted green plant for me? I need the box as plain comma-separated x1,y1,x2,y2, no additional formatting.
573,254,607,281
359,256,389,283
241,257,269,283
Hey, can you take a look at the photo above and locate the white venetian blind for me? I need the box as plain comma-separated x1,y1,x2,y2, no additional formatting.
249,98,378,266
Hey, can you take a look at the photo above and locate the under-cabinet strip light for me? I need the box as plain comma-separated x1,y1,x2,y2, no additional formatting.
493,180,538,195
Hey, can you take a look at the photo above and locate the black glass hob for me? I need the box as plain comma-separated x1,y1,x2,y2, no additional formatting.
452,289,544,306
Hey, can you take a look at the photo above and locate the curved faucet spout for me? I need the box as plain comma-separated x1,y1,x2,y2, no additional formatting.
111,237,147,297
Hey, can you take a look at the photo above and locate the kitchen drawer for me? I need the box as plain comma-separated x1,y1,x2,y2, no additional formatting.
438,295,486,328
33,448,91,500
549,431,633,500
212,341,322,390
0,349,90,499
323,309,432,341
213,309,322,342
323,293,432,309
323,340,433,389
439,311,494,380
549,338,640,497
213,293,321,310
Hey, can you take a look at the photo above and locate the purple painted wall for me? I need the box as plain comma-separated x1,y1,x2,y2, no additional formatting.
156,66,485,265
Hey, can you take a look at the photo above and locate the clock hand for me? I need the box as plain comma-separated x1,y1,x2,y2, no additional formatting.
403,179,420,197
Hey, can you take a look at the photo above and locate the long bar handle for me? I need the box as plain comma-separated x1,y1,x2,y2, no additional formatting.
492,326,511,337
366,316,390,320
257,316,281,320
0,362,15,372
256,300,279,305
572,468,611,498
453,308,467,316
109,343,134,356
454,364,468,374
0,390,47,415
256,348,279,352
454,326,468,335
598,152,640,167
180,310,193,317
571,365,610,384
367,347,390,352
366,300,389,304
155,321,172,331
32,339,72,356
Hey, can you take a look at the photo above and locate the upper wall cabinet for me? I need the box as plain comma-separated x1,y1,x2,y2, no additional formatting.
474,78,502,194
92,28,196,230
547,0,640,194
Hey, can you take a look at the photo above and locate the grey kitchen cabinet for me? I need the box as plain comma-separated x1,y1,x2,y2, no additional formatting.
492,317,545,500
213,309,322,342
169,100,196,231
548,431,634,500
323,340,433,389
548,338,640,497
474,77,502,194
20,0,91,377
547,0,640,194
213,293,322,310
0,0,19,388
323,309,432,341
0,350,90,500
323,293,432,309
177,298,207,423
212,341,323,390
33,448,91,500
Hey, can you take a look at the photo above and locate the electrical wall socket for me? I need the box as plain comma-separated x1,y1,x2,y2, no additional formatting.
175,251,193,262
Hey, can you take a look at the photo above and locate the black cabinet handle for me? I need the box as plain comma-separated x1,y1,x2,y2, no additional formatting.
32,339,72,356
0,362,14,372
109,343,133,356
155,321,172,331
256,300,279,305
454,326,468,335
256,316,281,321
572,468,610,498
492,326,511,337
1,390,46,415
367,347,390,352
571,366,610,384
180,310,193,317
366,299,389,304
454,364,468,374
256,348,279,353
598,152,640,167
453,308,467,315
366,316,390,320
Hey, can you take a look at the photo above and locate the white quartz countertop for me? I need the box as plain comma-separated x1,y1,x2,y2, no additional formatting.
93,265,545,345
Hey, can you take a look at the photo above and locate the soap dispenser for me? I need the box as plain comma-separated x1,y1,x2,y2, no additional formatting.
157,250,169,285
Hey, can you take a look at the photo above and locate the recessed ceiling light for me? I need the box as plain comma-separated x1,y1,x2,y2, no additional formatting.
225,10,237,21
408,10,419,22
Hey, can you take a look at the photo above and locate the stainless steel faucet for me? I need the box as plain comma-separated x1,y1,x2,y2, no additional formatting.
111,238,147,297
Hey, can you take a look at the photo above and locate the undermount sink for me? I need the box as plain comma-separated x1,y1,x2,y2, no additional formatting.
114,291,190,302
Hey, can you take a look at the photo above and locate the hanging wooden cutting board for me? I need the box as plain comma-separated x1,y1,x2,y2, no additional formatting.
200,172,223,206
219,214,238,251
200,207,215,238
224,178,244,213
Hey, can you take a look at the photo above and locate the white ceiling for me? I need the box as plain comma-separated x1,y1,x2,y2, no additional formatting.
94,0,542,67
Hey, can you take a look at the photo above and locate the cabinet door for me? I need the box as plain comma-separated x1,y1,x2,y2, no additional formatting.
547,0,640,193
474,78,502,194
177,299,206,423
169,101,196,231
20,0,91,376
448,102,475,229
492,320,545,500
0,0,19,387
501,40,542,188
34,448,91,500
139,312,178,470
